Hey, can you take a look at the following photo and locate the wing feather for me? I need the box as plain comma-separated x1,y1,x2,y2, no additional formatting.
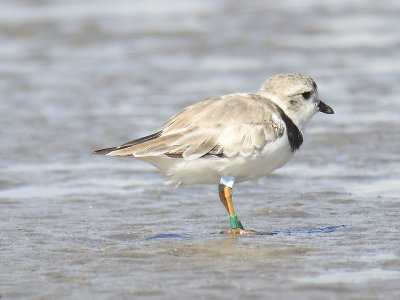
101,94,285,159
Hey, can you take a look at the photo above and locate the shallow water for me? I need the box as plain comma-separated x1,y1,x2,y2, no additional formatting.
1,0,400,299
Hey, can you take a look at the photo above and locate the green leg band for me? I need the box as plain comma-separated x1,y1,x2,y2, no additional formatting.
238,220,244,229
230,214,244,229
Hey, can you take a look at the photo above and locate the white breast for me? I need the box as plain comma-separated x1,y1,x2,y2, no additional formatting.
141,134,293,185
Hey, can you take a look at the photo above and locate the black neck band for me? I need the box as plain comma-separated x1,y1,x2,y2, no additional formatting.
275,106,303,152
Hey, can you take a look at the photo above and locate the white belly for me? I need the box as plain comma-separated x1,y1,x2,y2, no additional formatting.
141,136,294,185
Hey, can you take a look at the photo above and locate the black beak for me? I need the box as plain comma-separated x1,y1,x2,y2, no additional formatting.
318,101,334,114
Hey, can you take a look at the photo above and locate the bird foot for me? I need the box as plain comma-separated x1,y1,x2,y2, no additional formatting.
221,228,264,235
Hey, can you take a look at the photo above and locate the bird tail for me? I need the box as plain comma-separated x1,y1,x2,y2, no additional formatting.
93,147,118,155
93,131,163,156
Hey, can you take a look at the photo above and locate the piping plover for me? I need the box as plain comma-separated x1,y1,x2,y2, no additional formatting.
95,73,334,235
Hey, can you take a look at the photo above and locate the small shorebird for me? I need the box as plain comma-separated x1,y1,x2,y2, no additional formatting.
95,73,334,235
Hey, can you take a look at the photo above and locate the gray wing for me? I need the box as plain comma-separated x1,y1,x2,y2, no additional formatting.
100,94,285,159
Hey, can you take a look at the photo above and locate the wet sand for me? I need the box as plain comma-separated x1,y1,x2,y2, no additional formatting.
1,0,400,299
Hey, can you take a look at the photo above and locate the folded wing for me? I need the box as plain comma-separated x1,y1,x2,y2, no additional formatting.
95,94,286,159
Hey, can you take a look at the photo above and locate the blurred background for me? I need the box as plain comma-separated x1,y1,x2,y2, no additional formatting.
1,0,399,299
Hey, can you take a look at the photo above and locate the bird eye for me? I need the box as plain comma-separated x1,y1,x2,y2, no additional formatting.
302,91,311,99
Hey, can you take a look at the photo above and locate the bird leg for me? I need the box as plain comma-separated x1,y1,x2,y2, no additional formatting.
219,183,244,231
218,176,263,235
